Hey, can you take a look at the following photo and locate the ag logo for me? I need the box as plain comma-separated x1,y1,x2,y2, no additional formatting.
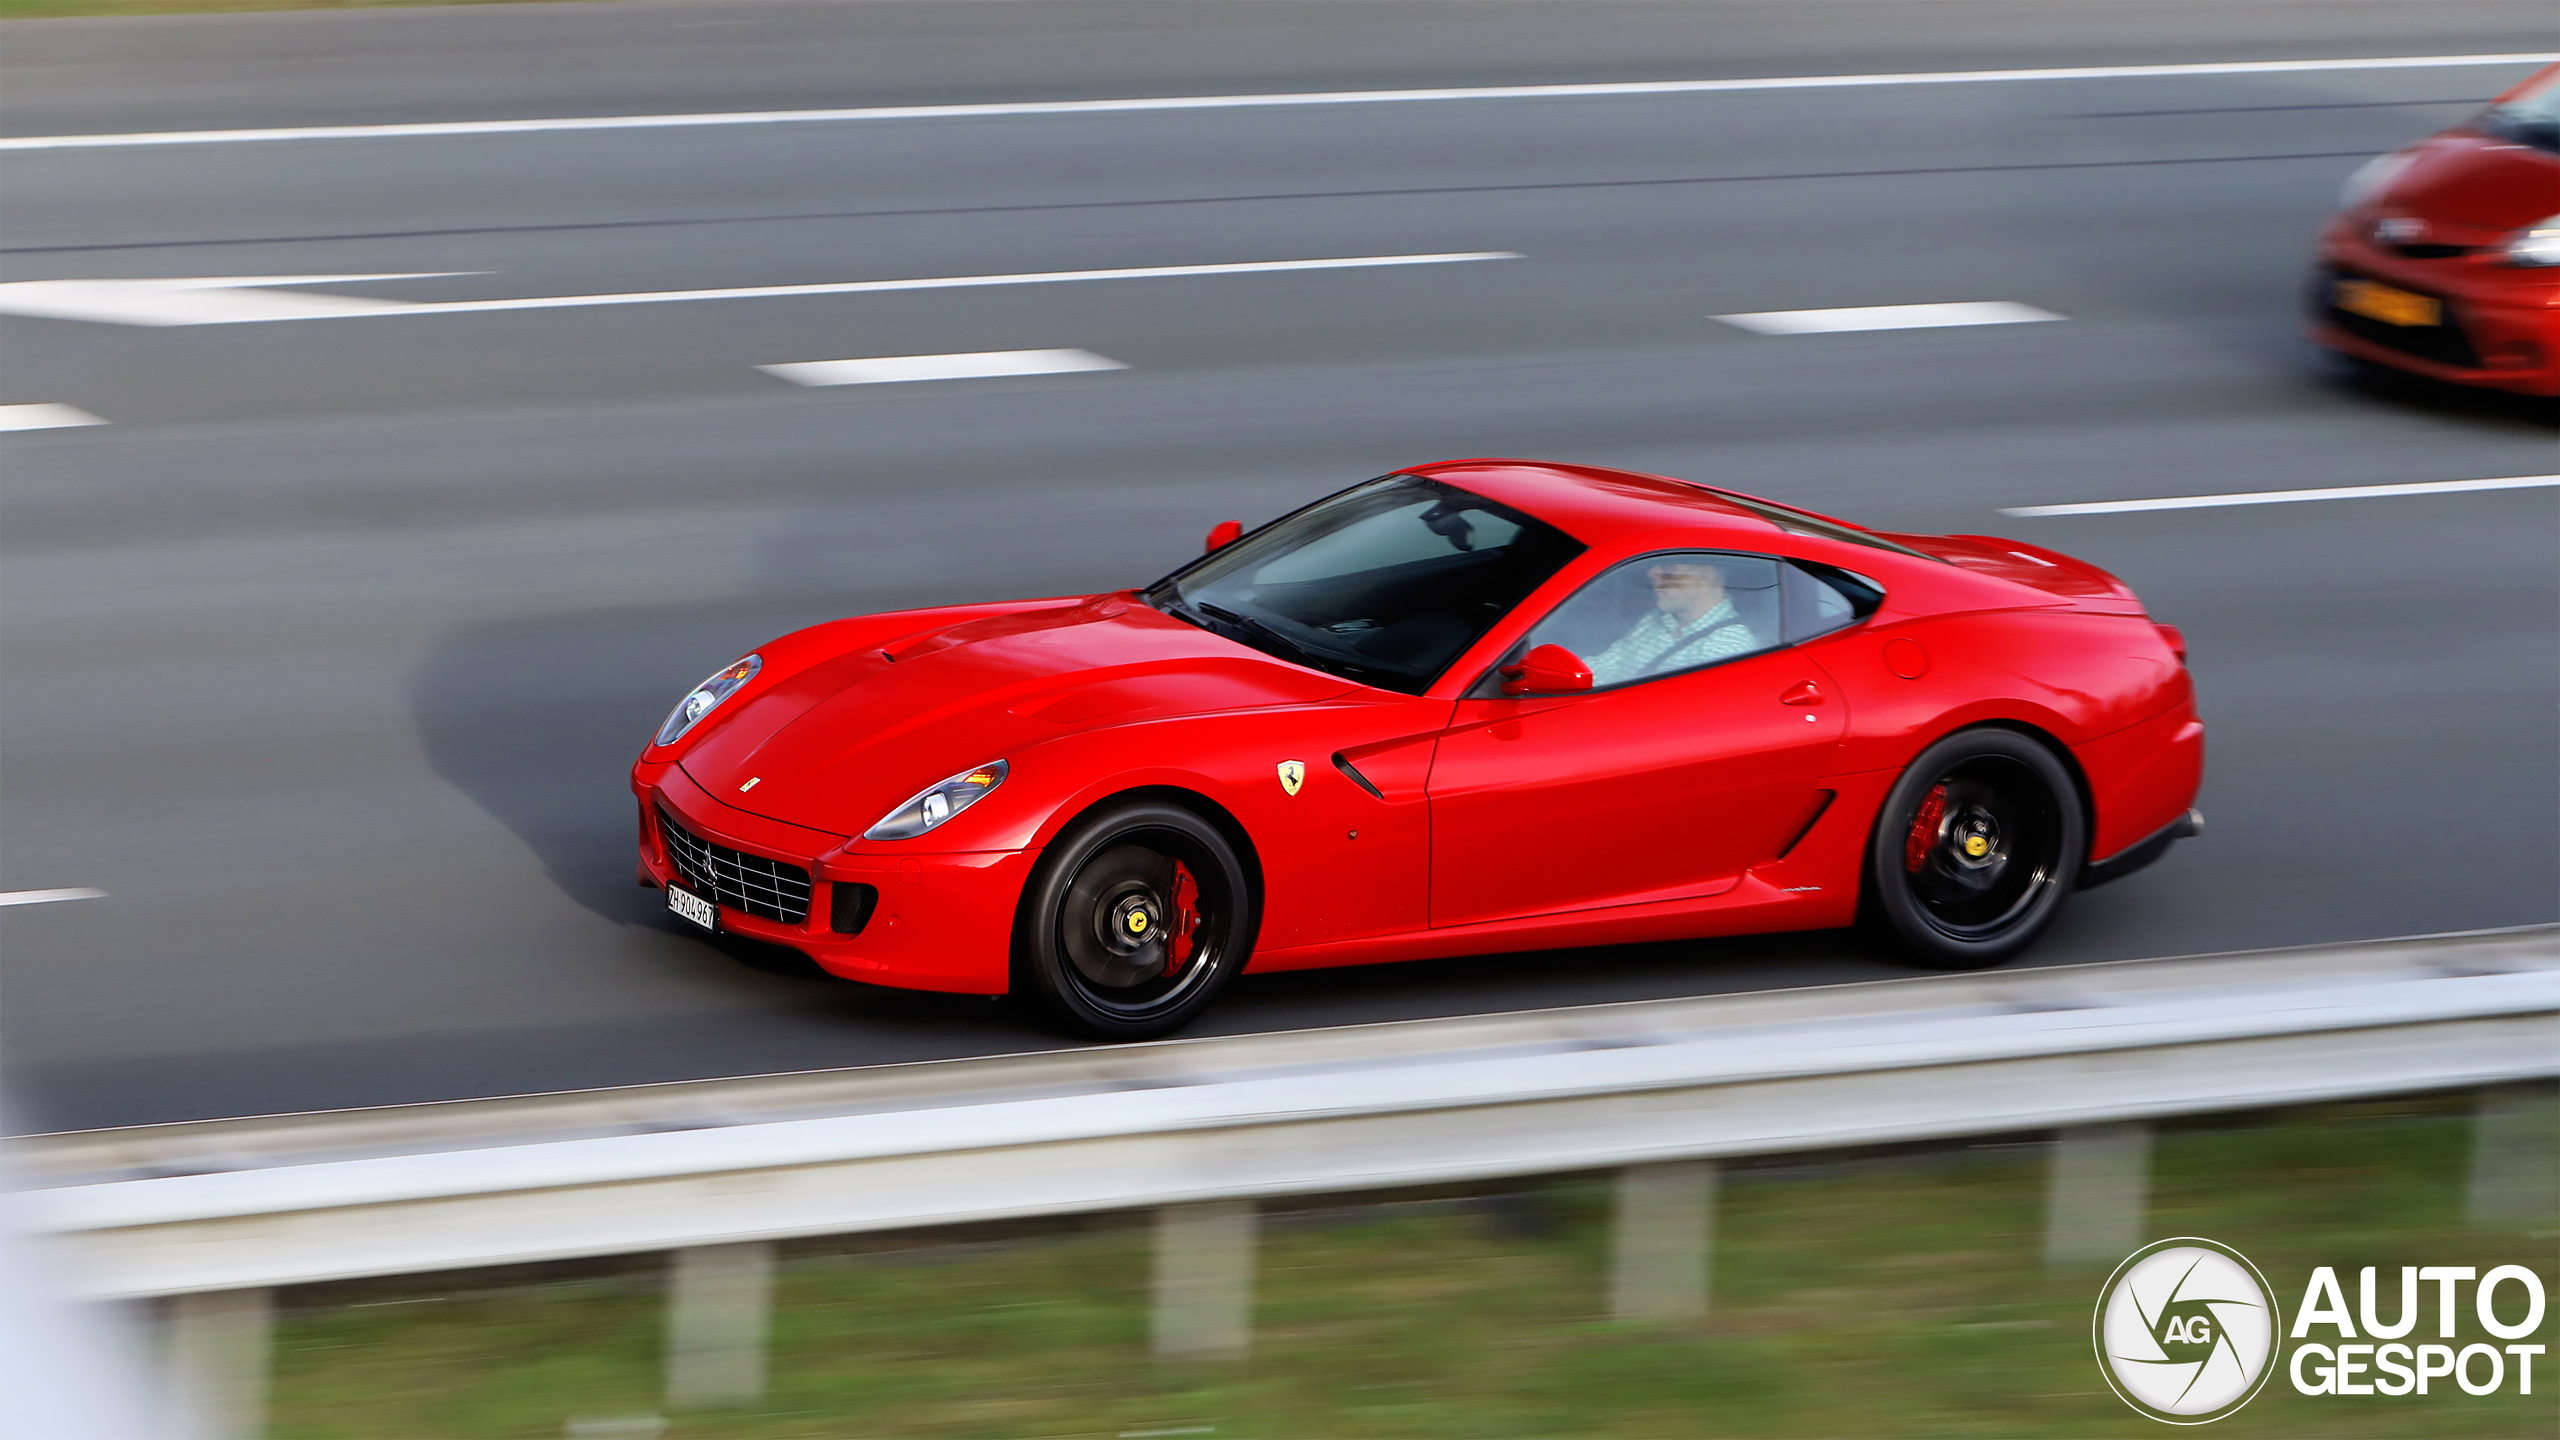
1276,760,1305,796
2096,1238,2282,1424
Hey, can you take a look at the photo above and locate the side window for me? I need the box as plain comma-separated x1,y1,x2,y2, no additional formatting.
1523,551,1782,689
1781,561,1885,644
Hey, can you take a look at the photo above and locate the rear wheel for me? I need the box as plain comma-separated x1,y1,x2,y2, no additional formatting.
1015,800,1253,1039
1864,728,2083,969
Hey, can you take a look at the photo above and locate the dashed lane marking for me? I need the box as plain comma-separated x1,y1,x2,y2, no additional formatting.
1716,301,2063,334
0,273,476,326
1,54,2548,151
2002,474,2560,517
762,349,1127,385
0,254,1518,328
0,888,108,906
0,403,105,431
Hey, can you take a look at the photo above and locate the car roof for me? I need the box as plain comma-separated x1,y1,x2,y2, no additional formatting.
1406,458,1803,550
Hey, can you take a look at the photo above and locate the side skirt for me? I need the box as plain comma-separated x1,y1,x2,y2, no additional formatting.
1246,874,1856,974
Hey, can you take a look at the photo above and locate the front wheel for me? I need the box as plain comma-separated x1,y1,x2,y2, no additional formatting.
1863,728,2084,969
1015,801,1254,1039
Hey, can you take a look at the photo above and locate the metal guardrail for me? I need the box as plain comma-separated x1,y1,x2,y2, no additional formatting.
15,926,2558,1301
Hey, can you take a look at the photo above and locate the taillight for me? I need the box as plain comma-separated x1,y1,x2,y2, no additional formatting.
2155,623,2188,666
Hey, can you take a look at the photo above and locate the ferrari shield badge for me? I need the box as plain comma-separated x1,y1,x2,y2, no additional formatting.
1276,760,1306,796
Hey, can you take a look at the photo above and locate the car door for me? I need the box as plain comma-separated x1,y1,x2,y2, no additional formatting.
1426,551,1848,928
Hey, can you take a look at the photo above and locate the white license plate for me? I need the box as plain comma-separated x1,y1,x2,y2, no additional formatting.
666,883,718,932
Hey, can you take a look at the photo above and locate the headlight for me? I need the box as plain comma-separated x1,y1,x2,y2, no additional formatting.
654,655,760,746
867,760,1008,840
2338,150,2414,210
2506,214,2560,267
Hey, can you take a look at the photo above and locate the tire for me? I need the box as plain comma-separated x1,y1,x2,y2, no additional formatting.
1014,800,1255,1039
1862,728,2085,969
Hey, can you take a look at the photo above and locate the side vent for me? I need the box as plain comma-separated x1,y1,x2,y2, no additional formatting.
831,882,880,935
1773,790,1837,860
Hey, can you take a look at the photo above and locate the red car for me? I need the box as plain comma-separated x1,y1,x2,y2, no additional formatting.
2310,62,2560,395
633,461,2203,1037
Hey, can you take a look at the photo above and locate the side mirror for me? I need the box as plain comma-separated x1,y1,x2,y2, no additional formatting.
1204,520,1244,552
1499,643,1593,697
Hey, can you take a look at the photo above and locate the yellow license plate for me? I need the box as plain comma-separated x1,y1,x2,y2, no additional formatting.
2336,278,2442,328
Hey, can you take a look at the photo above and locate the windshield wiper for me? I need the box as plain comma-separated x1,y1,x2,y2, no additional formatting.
1195,601,1326,671
1162,592,1402,686
1150,589,1209,629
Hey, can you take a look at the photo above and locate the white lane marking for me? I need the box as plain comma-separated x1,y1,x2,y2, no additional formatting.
3,53,2548,151
0,273,476,326
0,270,481,324
0,254,1518,328
0,888,107,906
0,403,106,431
762,349,1127,385
1716,301,2063,334
2002,474,2560,517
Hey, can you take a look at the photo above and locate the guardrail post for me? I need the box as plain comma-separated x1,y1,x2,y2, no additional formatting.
163,1287,273,1440
664,1241,774,1408
2044,1122,2151,1266
1153,1200,1255,1359
1610,1160,1715,1321
2468,1081,2560,1229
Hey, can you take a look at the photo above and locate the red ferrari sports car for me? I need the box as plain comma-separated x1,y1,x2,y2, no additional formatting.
2310,62,2560,395
633,460,2203,1037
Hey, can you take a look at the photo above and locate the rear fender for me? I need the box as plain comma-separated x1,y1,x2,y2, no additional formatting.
1817,610,2188,775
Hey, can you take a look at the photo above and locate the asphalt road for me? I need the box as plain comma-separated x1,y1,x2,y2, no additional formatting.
2,2,2553,1132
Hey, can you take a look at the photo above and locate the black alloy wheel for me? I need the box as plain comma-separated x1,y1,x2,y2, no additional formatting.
1864,728,2085,968
1015,800,1254,1039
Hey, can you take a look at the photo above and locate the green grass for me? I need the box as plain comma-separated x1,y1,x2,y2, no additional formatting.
267,1098,2557,1438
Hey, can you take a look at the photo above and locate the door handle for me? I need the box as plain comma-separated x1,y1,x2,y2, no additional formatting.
1779,681,1824,706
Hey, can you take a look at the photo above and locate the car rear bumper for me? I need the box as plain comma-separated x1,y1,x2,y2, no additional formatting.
2081,808,2203,890
633,761,1026,994
2074,703,2204,867
2307,230,2560,396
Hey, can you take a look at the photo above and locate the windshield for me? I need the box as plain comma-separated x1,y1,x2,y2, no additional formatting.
2479,71,2560,154
1145,475,1584,694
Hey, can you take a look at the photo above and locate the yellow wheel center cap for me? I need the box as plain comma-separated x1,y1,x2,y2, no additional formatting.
1963,835,1988,858
1127,911,1150,935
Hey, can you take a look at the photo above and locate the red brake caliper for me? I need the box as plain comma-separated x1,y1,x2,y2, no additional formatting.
1163,861,1200,975
1904,783,1948,873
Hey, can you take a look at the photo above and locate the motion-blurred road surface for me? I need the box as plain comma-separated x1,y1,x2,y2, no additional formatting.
3,2,2552,1129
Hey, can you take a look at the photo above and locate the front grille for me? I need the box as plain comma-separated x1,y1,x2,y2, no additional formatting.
656,806,812,924
2386,242,2475,260
2321,271,2481,368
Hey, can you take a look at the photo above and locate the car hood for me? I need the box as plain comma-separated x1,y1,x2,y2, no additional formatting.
677,593,1356,835
2384,134,2560,230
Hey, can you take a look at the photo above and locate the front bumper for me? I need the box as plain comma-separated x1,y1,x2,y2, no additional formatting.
632,761,1029,994
2307,228,2560,396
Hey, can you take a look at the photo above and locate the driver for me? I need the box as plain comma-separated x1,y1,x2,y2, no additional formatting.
1587,560,1760,686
